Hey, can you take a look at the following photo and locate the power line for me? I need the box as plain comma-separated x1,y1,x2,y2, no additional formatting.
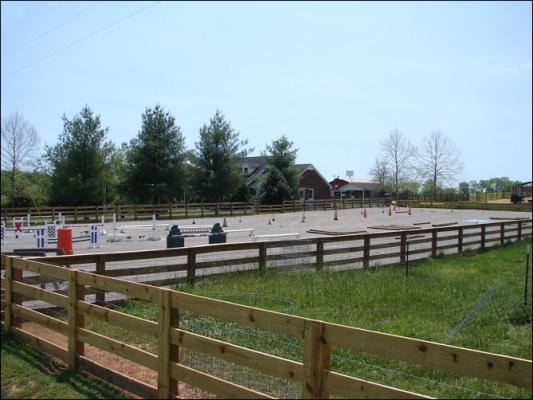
2,1,161,79
4,2,100,56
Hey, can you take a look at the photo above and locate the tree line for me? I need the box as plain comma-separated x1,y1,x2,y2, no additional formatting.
368,129,522,197
1,108,523,207
1,106,301,207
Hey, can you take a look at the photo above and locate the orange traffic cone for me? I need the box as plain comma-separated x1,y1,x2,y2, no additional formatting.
334,210,338,221
223,217,228,227
388,207,392,216
408,207,412,216
363,208,367,218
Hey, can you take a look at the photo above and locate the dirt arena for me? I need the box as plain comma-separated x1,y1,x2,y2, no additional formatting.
2,206,532,255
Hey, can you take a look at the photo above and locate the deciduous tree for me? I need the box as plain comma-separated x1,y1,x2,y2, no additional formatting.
416,130,463,195
1,112,40,206
379,130,416,196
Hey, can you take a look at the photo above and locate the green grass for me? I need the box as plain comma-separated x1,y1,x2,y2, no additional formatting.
4,241,532,398
408,200,532,212
96,240,532,398
0,330,131,399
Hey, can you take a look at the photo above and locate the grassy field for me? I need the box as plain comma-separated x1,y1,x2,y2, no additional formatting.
2,241,532,398
82,240,533,399
0,331,131,399
407,200,532,212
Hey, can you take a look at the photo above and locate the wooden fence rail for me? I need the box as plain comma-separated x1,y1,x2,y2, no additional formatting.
18,220,532,292
0,254,531,399
1,194,468,226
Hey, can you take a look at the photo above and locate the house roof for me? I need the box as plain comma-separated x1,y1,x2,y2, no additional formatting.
239,158,330,188
290,164,312,174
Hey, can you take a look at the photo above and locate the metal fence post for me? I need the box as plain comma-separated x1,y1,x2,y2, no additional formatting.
400,232,407,263
363,235,370,268
316,239,324,271
187,250,196,285
95,255,106,305
432,230,438,258
259,242,267,275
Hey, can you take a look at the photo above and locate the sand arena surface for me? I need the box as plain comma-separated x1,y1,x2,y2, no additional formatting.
2,206,531,254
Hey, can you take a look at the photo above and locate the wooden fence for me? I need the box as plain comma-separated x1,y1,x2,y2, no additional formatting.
1,253,531,399
469,192,511,202
18,219,533,299
1,194,468,226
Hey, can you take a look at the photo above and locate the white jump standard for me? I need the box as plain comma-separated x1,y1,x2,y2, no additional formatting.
108,213,168,242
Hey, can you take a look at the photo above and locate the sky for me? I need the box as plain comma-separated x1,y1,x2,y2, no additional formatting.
1,1,532,184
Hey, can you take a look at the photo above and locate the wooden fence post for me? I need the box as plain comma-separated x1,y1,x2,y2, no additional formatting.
185,202,189,219
216,202,220,217
11,261,23,328
230,202,233,217
158,289,171,398
4,257,13,332
259,242,267,275
169,203,172,219
518,221,522,241
363,236,370,268
458,227,463,254
500,223,505,246
316,239,324,271
170,304,180,396
187,250,196,285
68,270,84,369
201,202,204,218
400,232,407,263
431,230,438,259
95,255,106,305
74,207,78,223
481,226,486,251
303,320,330,399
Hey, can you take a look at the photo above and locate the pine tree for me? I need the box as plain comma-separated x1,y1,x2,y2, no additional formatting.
121,105,188,204
45,105,114,205
190,110,250,202
259,166,292,204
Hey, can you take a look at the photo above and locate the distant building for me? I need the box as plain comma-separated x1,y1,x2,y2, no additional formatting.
329,177,381,199
239,157,331,200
